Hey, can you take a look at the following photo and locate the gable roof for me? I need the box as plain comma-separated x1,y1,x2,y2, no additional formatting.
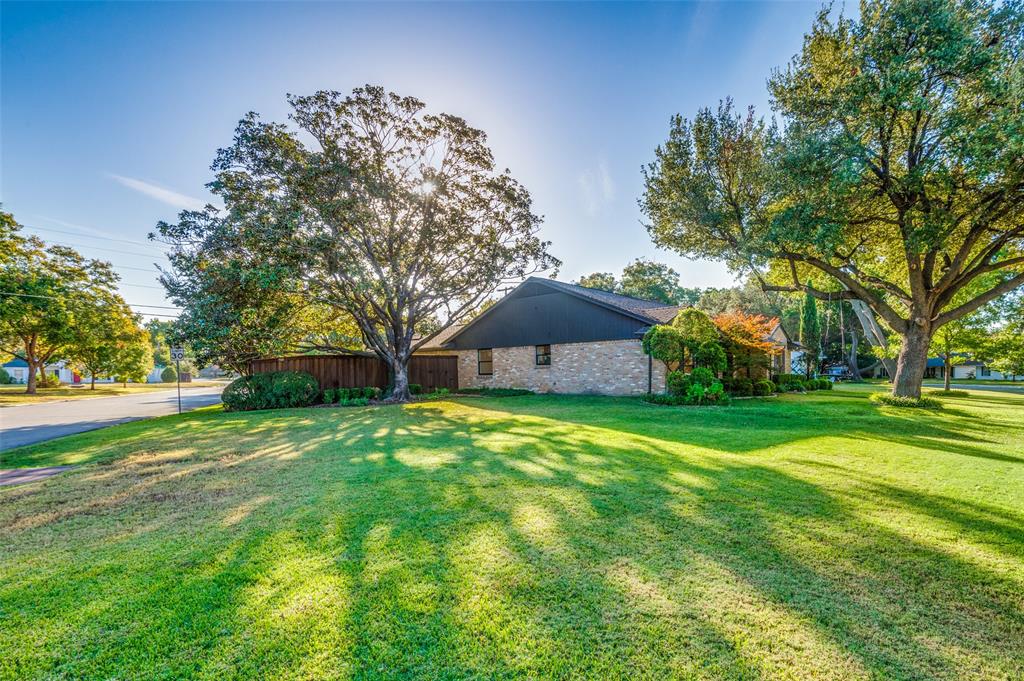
538,278,684,324
439,277,685,348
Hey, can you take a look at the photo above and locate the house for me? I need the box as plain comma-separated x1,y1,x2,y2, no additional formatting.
925,357,1017,381
2,358,79,384
416,277,793,395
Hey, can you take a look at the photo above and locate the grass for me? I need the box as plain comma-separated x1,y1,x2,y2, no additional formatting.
1,384,1022,680
0,381,225,406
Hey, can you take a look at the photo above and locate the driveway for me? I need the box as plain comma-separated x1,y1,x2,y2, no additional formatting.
0,387,223,452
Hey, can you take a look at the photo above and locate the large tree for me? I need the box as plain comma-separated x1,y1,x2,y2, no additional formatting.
575,258,702,304
158,86,557,400
643,0,1024,398
799,289,822,378
0,213,119,393
69,295,149,389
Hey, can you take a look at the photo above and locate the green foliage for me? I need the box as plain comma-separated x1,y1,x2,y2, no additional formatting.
327,386,381,404
930,389,968,397
775,374,805,392
642,0,1024,398
408,384,423,396
815,379,833,391
222,371,320,411
424,387,451,400
754,379,776,396
157,85,559,400
576,259,701,305
37,372,62,388
690,366,714,388
456,387,534,397
642,325,683,368
0,367,10,385
0,211,123,392
693,340,727,374
671,309,719,349
665,370,691,397
723,376,754,397
160,366,177,383
870,393,942,410
800,290,821,377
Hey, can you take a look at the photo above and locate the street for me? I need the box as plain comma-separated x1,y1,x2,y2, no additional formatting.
0,387,223,452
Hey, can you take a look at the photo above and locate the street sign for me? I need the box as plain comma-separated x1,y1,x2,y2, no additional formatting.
170,347,185,413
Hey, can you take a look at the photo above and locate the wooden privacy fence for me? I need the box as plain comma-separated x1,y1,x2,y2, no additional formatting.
248,354,459,392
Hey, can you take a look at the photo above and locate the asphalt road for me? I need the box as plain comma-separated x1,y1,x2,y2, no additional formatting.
0,387,223,452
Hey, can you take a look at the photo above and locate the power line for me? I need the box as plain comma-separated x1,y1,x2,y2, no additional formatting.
0,290,181,310
47,240,170,260
22,224,173,251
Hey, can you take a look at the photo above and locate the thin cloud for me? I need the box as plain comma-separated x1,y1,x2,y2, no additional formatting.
108,174,208,211
578,161,615,216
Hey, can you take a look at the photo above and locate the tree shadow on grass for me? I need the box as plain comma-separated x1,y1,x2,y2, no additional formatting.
2,400,1023,678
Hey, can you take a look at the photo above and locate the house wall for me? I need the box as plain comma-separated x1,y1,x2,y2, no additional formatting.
452,339,665,395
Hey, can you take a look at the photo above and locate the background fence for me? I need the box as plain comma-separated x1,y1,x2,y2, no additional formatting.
248,354,459,392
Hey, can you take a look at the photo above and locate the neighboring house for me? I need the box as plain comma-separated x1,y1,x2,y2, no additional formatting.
416,277,793,395
2,358,79,384
925,357,1017,381
147,365,168,383
766,322,799,378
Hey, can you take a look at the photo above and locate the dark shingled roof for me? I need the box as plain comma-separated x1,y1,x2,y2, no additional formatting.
414,324,466,351
536,278,683,324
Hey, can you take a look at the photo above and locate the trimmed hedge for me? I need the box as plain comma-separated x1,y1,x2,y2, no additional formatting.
222,371,320,412
754,380,775,396
324,386,381,403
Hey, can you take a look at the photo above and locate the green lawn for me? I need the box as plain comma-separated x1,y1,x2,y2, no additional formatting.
2,385,1022,680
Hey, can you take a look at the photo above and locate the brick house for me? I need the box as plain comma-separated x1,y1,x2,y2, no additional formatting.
416,277,683,395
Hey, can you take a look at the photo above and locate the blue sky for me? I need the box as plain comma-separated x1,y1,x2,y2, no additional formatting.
1,1,824,317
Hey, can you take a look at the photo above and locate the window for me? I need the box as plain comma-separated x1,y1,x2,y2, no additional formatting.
478,348,493,375
535,344,551,366
981,366,991,377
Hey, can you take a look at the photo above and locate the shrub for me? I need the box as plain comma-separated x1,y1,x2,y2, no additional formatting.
775,373,803,390
805,379,819,391
408,383,423,395
754,380,775,396
457,387,534,397
691,366,715,388
0,367,11,384
930,389,968,397
729,377,754,397
222,371,320,411
37,373,62,388
869,393,942,409
693,340,727,374
363,386,381,400
161,366,177,383
339,396,370,407
666,370,692,397
424,387,451,400
816,378,833,390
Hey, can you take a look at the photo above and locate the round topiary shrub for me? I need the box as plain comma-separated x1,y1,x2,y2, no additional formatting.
691,366,715,388
817,378,833,390
161,366,177,383
222,371,320,411
666,370,692,396
754,379,775,396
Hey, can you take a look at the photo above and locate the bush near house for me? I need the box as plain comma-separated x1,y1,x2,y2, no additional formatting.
754,379,776,396
324,387,381,404
654,369,729,406
222,371,320,412
775,374,806,392
161,366,177,383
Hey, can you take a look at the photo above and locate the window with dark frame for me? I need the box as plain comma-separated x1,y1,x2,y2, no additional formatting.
535,344,551,366
478,348,493,375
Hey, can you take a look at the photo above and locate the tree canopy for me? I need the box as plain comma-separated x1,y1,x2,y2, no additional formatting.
643,0,1024,397
157,86,558,399
575,258,701,305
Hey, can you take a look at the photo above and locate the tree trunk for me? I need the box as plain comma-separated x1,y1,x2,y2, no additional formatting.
26,362,38,395
943,356,951,391
90,375,96,390
892,326,931,399
845,331,861,381
386,358,412,402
